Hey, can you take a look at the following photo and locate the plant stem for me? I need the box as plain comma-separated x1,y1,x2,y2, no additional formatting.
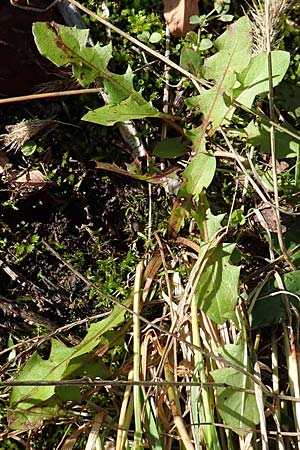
191,295,221,450
164,362,195,450
133,261,144,449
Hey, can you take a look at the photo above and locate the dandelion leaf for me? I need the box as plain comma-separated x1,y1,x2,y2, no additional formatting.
234,50,290,108
196,243,240,323
8,305,126,430
186,16,252,129
211,343,260,436
82,95,160,126
32,22,156,115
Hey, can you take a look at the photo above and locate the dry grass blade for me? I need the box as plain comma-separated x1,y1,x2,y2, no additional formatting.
253,361,268,450
116,370,134,450
85,411,105,450
60,424,90,450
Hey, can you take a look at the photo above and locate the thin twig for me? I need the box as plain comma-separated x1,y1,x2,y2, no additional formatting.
265,0,295,270
0,88,102,104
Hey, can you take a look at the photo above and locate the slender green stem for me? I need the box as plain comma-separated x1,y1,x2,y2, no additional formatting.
191,296,221,450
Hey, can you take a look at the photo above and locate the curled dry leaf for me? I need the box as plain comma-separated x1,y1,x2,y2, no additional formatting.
9,169,48,195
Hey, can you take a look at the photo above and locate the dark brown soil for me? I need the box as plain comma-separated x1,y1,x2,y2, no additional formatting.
0,0,63,96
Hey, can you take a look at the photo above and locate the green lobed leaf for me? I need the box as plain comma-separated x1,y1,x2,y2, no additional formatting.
196,243,240,323
186,16,252,129
8,303,127,430
211,342,260,436
32,22,146,105
32,22,71,67
9,340,74,430
233,51,290,108
203,16,252,89
82,95,160,126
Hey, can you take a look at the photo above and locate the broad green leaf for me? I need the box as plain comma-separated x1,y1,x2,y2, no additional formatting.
205,209,226,238
72,305,126,358
250,296,287,329
278,270,300,303
32,22,71,66
168,138,216,236
196,243,240,323
137,31,150,42
21,142,38,156
211,342,260,436
10,340,73,408
8,303,128,430
65,353,112,380
193,207,225,239
142,390,163,450
32,22,145,105
8,399,63,431
233,51,290,108
153,137,190,158
179,148,216,199
281,229,300,267
203,17,252,88
187,87,233,128
82,95,160,126
103,68,137,104
9,340,73,430
245,121,299,159
56,385,81,403
186,16,252,129
180,48,202,75
189,15,202,25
